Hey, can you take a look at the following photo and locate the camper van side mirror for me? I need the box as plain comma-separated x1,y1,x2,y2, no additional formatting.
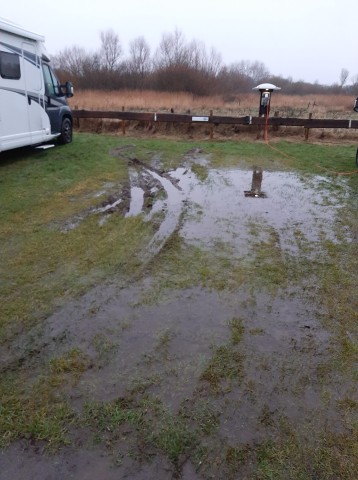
63,81,74,98
66,81,74,98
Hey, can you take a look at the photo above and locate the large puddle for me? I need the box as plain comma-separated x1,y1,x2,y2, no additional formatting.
61,155,349,260
125,161,349,258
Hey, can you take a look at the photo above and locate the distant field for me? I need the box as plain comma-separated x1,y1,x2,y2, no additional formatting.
70,89,355,118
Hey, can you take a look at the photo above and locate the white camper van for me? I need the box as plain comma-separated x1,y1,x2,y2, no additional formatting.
0,18,74,152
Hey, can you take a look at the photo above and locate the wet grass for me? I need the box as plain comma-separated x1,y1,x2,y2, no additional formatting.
200,343,244,394
255,431,358,480
0,354,81,449
229,317,245,345
82,395,197,466
0,133,357,478
0,135,155,339
190,163,209,181
49,348,89,377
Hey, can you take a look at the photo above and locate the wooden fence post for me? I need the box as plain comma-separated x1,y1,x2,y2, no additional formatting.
256,124,262,140
305,112,312,140
121,106,126,135
209,110,214,139
273,111,279,132
74,105,80,129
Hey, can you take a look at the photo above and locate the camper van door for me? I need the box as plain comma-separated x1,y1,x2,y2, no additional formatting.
22,42,49,144
0,47,31,150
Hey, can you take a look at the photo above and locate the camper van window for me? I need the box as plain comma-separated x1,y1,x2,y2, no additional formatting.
42,64,60,96
0,51,21,79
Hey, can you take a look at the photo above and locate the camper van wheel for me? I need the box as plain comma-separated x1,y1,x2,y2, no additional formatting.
59,118,73,144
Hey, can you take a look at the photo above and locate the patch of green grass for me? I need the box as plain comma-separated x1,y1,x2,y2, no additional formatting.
200,345,244,393
225,444,253,474
82,397,145,433
258,404,275,427
145,234,244,297
336,396,358,412
179,399,220,435
82,395,196,466
0,346,92,448
148,412,196,464
155,328,173,352
229,317,245,345
250,328,265,336
255,430,358,480
236,225,298,294
0,371,76,449
49,348,89,376
91,333,117,360
128,374,162,396
191,163,209,182
202,139,358,178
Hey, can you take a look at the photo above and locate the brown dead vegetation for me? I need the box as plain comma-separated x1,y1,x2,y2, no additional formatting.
70,89,355,117
70,90,358,143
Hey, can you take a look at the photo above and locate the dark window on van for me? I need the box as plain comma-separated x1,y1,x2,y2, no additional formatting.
42,64,60,96
0,51,21,79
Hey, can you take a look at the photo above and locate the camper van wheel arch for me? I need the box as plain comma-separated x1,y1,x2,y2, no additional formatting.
59,117,73,144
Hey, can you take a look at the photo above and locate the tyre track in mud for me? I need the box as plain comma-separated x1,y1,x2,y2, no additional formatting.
120,154,190,262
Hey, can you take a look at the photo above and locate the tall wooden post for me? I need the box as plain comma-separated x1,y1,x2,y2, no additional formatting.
305,112,312,141
273,111,279,132
74,105,80,129
121,106,126,135
209,110,214,139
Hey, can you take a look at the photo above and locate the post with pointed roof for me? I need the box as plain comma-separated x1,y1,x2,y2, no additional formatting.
253,83,281,141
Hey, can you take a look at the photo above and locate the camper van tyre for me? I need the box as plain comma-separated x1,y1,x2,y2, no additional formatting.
59,117,73,144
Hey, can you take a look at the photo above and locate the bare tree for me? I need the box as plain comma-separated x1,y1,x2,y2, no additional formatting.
128,36,151,77
53,46,100,77
187,39,206,70
205,47,223,77
339,68,349,88
235,60,270,84
154,29,190,69
100,29,122,71
187,40,222,76
351,73,358,87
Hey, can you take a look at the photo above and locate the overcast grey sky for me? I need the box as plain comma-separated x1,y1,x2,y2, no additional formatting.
1,0,357,86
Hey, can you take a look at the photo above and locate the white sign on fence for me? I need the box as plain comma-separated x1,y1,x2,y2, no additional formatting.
191,116,209,122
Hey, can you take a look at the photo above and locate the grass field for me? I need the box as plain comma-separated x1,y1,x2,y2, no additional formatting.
0,134,357,479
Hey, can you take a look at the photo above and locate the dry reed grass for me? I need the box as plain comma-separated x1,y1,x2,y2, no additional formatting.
70,89,355,119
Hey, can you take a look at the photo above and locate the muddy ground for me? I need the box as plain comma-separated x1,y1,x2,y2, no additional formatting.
0,144,357,479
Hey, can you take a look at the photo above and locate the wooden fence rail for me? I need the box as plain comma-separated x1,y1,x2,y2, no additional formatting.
72,109,358,138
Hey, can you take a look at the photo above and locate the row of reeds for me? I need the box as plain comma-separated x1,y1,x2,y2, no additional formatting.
70,90,356,119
